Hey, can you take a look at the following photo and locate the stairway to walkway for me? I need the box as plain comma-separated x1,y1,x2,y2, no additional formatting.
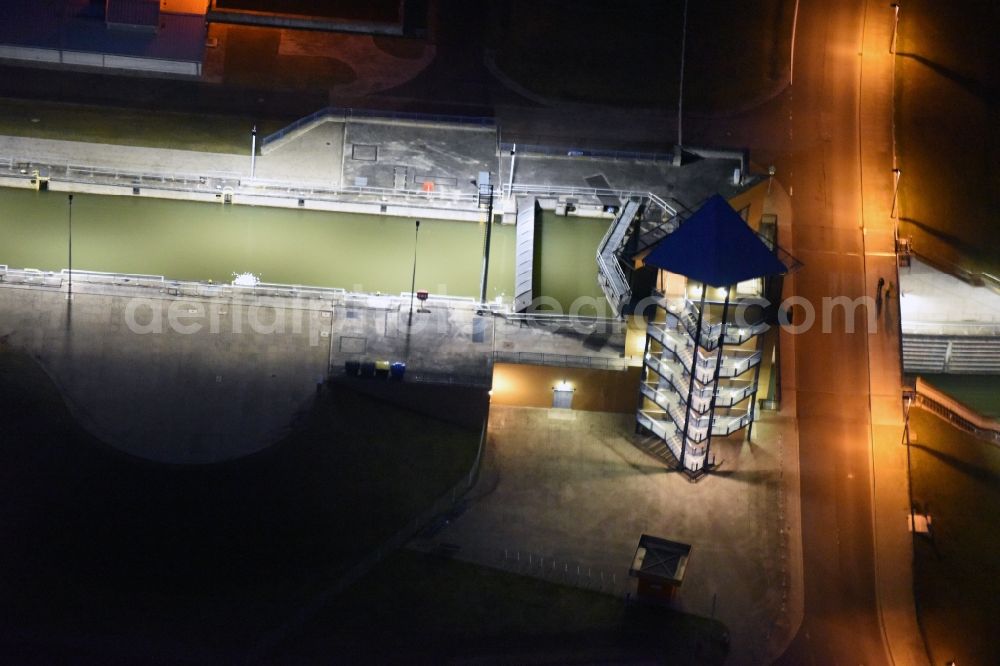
596,198,640,316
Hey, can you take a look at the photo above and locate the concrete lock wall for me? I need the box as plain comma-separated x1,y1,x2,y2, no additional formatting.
490,363,641,413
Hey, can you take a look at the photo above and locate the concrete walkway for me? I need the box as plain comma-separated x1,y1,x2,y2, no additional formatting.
0,113,750,220
860,10,932,665
0,282,330,464
0,135,248,177
412,405,802,665
0,271,636,463
253,120,343,186
0,128,341,185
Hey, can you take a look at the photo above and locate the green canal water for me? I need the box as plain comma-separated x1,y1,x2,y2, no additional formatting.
913,374,1000,419
0,188,608,309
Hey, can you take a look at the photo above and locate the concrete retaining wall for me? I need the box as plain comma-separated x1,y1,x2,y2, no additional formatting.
0,174,487,221
915,377,1000,438
903,334,1000,375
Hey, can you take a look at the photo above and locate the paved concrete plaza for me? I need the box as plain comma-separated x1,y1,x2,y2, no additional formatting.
342,119,497,194
0,277,633,462
0,134,249,177
254,119,343,186
0,282,330,464
501,150,749,207
412,404,802,665
0,114,750,220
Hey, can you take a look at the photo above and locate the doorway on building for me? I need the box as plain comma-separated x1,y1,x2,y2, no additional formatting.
552,386,574,409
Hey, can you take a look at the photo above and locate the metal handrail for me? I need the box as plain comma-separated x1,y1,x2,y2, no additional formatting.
644,356,711,403
493,350,626,371
0,267,62,285
646,323,716,367
505,184,675,216
2,155,691,224
632,213,682,254
636,409,709,462
1,155,489,212
596,200,641,312
755,229,803,273
501,311,625,328
902,321,1000,334
262,106,495,149
498,142,673,163
0,155,242,185
1,265,393,304
245,179,481,201
400,292,479,306
597,253,629,304
62,269,165,282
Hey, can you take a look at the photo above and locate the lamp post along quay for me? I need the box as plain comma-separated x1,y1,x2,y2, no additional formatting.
67,194,73,300
409,220,420,326
890,3,900,54
677,0,689,150
891,168,901,219
506,143,516,201
478,173,495,305
250,124,257,179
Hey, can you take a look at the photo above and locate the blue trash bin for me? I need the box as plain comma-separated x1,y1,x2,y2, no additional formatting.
390,362,406,380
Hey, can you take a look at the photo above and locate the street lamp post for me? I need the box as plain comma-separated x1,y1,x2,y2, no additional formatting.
677,0,689,149
478,182,495,305
408,220,420,326
506,143,516,201
891,168,901,219
67,194,73,300
890,3,900,54
250,124,257,179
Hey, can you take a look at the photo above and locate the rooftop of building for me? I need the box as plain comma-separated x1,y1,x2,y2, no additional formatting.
0,0,205,63
643,194,788,287
629,534,692,585
900,257,1000,335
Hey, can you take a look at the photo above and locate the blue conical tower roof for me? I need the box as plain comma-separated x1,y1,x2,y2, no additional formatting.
643,195,787,286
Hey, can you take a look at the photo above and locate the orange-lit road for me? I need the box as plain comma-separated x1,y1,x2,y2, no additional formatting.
773,1,889,662
667,1,929,663
700,2,928,664
497,2,929,661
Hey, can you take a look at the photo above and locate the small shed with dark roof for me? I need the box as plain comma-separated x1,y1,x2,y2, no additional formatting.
629,534,692,602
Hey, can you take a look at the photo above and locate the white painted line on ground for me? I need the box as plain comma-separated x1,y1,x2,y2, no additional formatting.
790,0,800,85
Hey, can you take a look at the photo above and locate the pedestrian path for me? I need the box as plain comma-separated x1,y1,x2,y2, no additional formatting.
410,405,802,665
859,9,928,665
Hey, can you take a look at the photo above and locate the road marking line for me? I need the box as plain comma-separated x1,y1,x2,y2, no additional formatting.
790,0,800,85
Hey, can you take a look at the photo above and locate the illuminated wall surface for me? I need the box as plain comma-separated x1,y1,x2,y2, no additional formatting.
0,188,607,308
160,0,208,14
491,364,642,413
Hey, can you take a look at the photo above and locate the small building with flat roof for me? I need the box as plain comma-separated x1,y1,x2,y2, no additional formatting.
0,0,206,77
629,534,692,602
